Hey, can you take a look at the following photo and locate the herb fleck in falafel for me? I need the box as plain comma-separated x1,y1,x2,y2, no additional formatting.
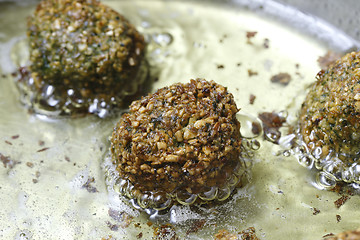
300,51,360,182
110,79,246,210
26,0,146,117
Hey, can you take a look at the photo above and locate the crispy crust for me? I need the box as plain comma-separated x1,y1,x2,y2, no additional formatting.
111,79,242,196
300,52,360,164
26,0,146,115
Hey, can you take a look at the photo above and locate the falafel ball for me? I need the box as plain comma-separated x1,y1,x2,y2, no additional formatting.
300,52,360,181
26,0,146,117
110,79,245,210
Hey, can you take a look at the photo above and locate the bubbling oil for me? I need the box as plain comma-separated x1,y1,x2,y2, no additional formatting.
104,112,259,220
11,38,149,118
290,127,360,190
10,28,177,118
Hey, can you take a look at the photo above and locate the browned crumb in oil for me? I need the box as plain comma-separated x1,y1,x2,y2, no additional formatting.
249,94,256,105
259,112,286,128
136,232,143,239
312,207,320,215
322,233,335,239
330,182,345,194
330,182,355,196
317,51,342,70
336,214,341,223
217,64,225,69
215,227,260,240
11,135,19,139
108,208,134,228
252,121,262,136
246,31,257,44
82,177,98,193
258,111,286,144
0,153,19,169
334,195,350,209
186,219,206,235
248,69,258,77
26,162,34,168
270,73,292,86
37,147,49,152
4,140,12,145
154,224,179,240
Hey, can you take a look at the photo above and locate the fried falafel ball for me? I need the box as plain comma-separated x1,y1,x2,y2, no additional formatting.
110,79,246,210
26,0,146,117
300,51,360,182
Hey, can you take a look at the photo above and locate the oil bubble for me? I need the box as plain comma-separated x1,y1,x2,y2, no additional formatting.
297,155,314,169
236,113,262,139
282,150,291,157
152,32,173,46
265,127,281,143
14,230,32,240
250,139,261,151
322,158,345,181
352,164,360,183
316,171,337,190
176,191,197,205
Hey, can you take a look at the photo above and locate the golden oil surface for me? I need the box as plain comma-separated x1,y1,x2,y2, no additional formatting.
0,1,359,239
